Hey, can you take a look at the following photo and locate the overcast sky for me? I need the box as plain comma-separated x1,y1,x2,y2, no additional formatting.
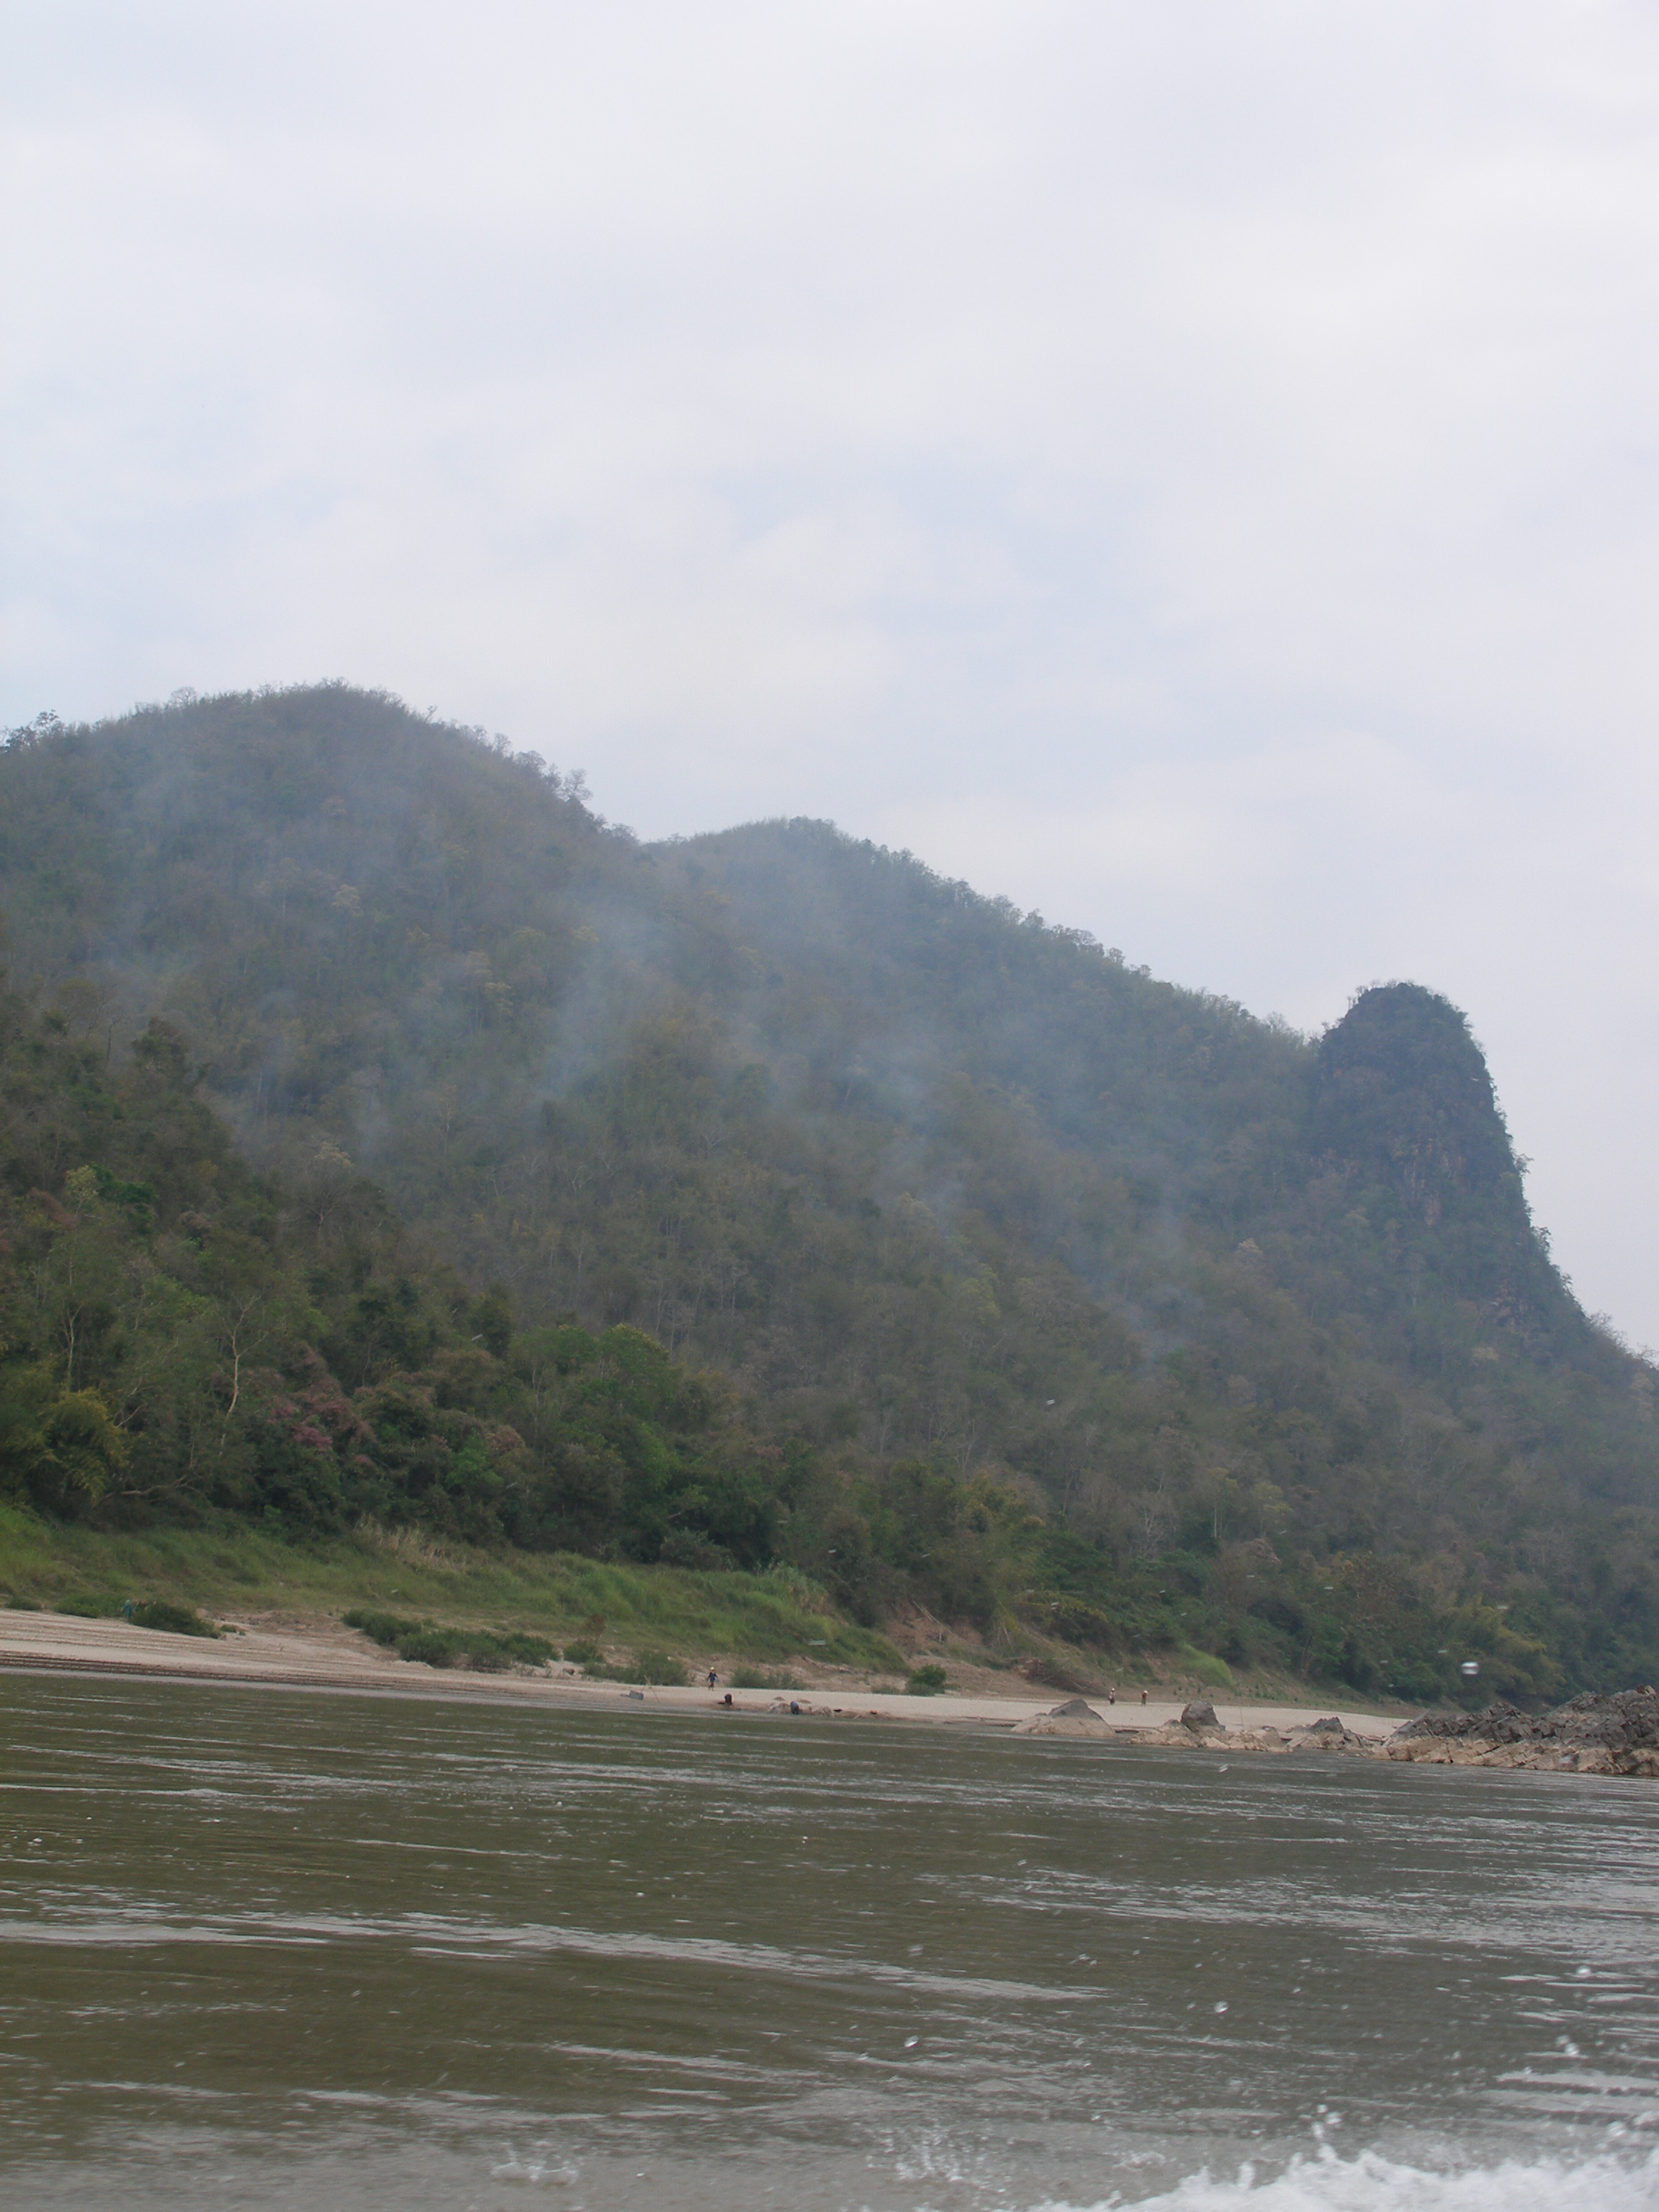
4,1,1658,1342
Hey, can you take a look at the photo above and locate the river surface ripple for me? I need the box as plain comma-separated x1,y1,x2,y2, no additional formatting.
4,1674,1659,2209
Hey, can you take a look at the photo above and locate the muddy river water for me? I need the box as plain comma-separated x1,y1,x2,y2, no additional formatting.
4,1673,1659,2208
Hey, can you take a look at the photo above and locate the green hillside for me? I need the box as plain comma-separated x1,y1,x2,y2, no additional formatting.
1,683,1654,1698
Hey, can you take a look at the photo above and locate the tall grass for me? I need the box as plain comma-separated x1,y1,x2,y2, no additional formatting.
0,1506,904,1669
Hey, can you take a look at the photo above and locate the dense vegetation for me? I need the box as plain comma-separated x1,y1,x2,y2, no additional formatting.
2,683,1656,1700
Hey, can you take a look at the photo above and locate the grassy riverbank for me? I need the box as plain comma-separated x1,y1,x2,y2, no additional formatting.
0,1506,907,1671
0,1509,1298,1699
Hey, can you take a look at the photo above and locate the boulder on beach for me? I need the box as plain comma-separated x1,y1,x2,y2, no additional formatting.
1308,1715,1346,1735
1180,1699,1223,1732
1014,1695,1114,1737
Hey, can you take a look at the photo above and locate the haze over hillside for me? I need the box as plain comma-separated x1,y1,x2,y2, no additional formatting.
3,684,1656,1696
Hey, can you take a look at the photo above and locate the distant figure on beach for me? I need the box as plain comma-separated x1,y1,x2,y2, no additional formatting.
708,1669,717,1689
1140,1689,1148,1707
1107,1685,1117,1705
722,1692,733,1707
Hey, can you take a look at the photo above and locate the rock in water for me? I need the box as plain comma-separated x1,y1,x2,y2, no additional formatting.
1180,1699,1222,1732
1050,1696,1105,1721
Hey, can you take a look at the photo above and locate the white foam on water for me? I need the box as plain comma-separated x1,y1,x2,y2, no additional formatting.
1017,2142,1659,2212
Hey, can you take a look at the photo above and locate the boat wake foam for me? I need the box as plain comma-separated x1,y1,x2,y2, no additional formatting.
1024,2142,1659,2211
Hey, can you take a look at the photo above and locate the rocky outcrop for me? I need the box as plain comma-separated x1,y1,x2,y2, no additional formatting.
1385,1689,1659,1774
1006,1685,1659,1778
1104,1707,1374,1755
1394,1688,1659,1748
1548,1689,1659,1749
1394,1699,1534,1744
1284,1717,1371,1752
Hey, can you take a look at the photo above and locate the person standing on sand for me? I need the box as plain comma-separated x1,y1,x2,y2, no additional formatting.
707,1669,717,1689
1141,1689,1148,1706
1107,1685,1117,1705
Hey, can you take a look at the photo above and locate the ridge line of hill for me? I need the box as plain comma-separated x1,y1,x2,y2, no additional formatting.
2,683,1655,1699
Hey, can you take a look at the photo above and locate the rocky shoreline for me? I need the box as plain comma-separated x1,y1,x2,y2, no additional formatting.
1017,1689,1659,1777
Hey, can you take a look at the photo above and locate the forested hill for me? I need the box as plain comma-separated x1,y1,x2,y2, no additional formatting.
1,683,1655,1696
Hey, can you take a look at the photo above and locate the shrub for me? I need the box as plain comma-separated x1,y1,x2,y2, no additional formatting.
52,1594,220,1635
562,1638,603,1665
129,1600,220,1637
490,1630,560,1666
1178,1644,1235,1690
1017,1593,1122,1649
730,1665,801,1690
657,1532,734,1570
585,1650,690,1685
906,1663,948,1695
342,1608,554,1671
1017,1654,1094,1694
343,1608,413,1647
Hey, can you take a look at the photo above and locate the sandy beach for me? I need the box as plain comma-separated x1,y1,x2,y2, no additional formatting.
0,1606,1398,1735
13,1607,1659,1776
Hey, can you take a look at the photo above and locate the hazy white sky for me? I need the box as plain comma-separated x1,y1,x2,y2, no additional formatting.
5,2,1658,1341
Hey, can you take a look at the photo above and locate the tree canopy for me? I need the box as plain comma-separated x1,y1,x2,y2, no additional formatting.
1,683,1654,1699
